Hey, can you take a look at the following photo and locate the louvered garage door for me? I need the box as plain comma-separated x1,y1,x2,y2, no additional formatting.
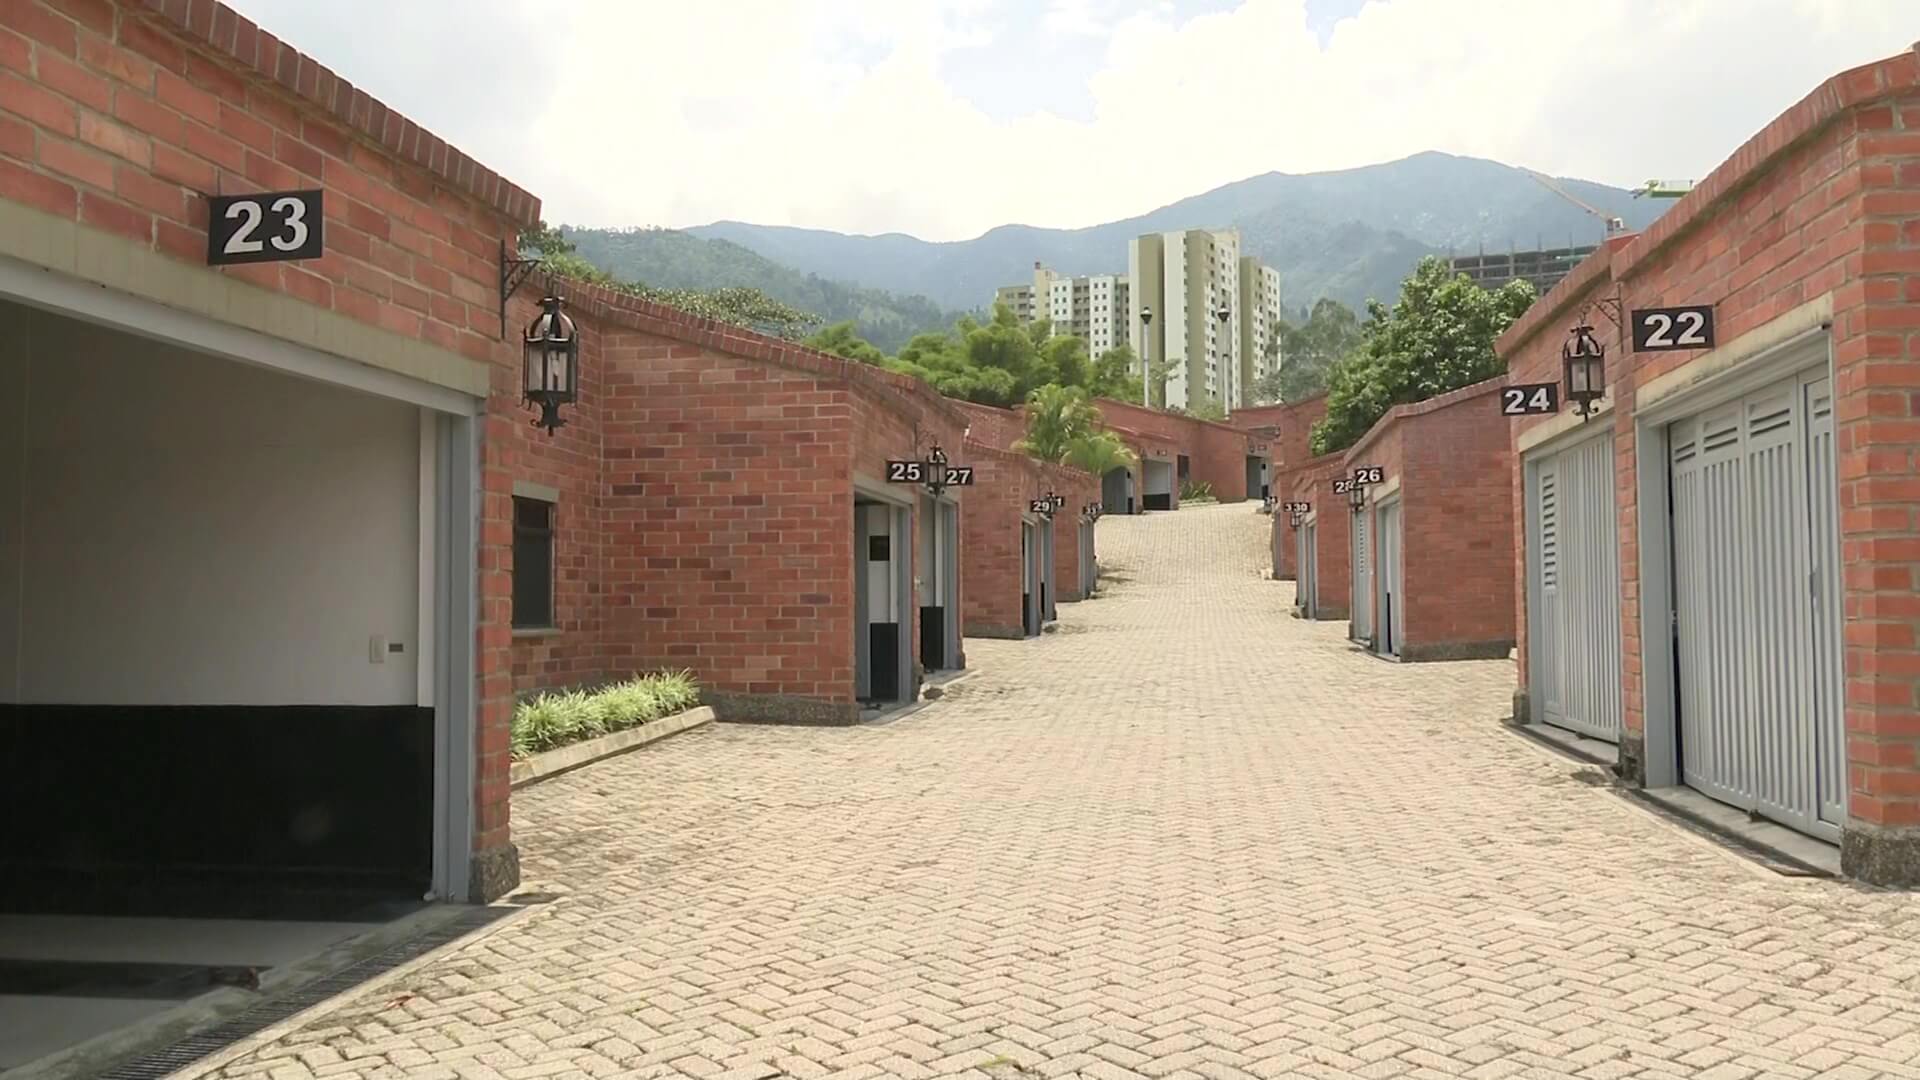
1530,434,1622,742
1670,369,1843,839
1351,508,1373,643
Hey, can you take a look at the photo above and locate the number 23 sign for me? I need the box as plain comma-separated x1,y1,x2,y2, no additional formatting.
207,189,324,265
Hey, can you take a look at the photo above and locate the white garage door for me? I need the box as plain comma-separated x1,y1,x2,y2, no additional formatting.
1529,433,1623,742
1298,521,1318,618
1376,498,1404,657
1351,508,1373,643
1669,368,1843,839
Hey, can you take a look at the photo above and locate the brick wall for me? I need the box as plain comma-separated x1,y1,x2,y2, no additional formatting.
1093,399,1263,502
1230,394,1328,475
1042,462,1099,601
1344,379,1515,660
1284,454,1351,620
1498,46,1920,873
961,442,1036,638
953,399,1026,451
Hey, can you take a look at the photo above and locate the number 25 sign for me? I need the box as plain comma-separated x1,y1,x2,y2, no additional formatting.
207,189,324,266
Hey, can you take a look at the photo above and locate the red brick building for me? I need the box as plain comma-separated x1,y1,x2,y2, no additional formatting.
1499,45,1920,883
1279,454,1352,621
0,0,548,908
959,437,1097,639
1093,398,1275,511
1244,395,1332,579
1340,377,1515,662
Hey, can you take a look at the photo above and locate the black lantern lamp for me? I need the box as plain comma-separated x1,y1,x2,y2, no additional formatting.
1288,508,1304,529
1348,481,1367,514
523,294,579,436
1563,323,1606,419
924,443,951,498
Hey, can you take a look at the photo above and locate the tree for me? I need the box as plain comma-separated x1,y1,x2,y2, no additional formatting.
1089,345,1141,401
1063,430,1136,476
1013,384,1102,462
1307,257,1536,456
805,321,887,366
1257,298,1366,405
519,221,821,339
1181,397,1228,422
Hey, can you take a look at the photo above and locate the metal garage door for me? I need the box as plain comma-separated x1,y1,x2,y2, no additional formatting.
1298,521,1317,618
1376,498,1404,657
1669,368,1842,839
1351,508,1373,643
1530,433,1622,742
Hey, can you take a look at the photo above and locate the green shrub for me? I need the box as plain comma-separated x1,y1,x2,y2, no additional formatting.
511,669,701,759
1180,479,1216,503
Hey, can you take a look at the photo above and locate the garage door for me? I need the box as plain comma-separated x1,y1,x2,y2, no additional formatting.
1351,508,1373,643
1529,433,1622,742
1669,368,1843,838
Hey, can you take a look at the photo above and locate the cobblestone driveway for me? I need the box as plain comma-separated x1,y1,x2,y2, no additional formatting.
192,503,1920,1079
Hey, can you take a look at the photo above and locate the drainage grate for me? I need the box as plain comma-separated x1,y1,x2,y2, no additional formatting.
90,905,517,1080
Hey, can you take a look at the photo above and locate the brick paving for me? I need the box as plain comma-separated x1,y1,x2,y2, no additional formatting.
189,503,1920,1079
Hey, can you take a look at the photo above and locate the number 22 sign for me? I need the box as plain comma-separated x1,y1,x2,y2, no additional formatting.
207,189,324,266
1632,305,1714,352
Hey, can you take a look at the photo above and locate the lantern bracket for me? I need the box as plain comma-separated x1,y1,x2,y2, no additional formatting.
500,237,547,339
1583,293,1622,330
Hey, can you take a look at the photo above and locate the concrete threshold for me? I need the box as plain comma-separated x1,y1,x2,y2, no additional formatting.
1506,718,1840,879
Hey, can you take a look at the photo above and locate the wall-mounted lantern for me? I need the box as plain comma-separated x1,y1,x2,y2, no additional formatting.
1289,509,1305,529
924,443,951,498
1347,481,1367,513
522,294,579,436
1563,323,1606,419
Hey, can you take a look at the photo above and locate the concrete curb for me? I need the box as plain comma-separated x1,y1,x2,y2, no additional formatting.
509,706,714,789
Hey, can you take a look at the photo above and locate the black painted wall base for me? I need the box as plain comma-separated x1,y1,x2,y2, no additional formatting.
920,605,946,671
868,622,901,701
0,703,433,916
1144,494,1171,511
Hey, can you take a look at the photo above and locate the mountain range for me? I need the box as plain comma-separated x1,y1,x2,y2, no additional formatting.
564,152,1675,349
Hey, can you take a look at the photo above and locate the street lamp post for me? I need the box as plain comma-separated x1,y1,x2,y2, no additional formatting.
1139,306,1154,408
1214,303,1232,419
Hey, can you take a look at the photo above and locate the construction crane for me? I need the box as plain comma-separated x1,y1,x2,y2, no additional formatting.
1632,179,1696,199
1523,168,1627,239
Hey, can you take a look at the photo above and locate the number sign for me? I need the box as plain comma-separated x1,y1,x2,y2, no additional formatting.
947,466,975,486
207,190,323,265
1050,494,1066,509
1353,466,1384,485
1281,501,1311,514
1332,478,1355,494
1029,499,1053,514
1501,383,1560,416
1632,305,1715,352
886,460,925,483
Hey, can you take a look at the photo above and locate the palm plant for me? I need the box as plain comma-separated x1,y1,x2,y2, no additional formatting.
1063,431,1136,475
1012,383,1102,463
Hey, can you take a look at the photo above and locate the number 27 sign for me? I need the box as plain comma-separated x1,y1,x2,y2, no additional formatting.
207,189,324,266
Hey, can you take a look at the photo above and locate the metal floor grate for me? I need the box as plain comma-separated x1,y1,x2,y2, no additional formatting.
89,904,520,1080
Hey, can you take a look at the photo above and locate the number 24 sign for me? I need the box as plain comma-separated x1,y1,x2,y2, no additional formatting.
207,189,324,266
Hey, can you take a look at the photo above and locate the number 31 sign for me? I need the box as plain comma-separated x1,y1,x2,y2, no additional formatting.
207,189,324,266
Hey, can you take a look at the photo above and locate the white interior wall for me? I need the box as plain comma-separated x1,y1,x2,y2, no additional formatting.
0,302,421,706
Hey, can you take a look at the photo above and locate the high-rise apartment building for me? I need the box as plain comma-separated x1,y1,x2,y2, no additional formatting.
992,263,1131,357
1128,230,1282,411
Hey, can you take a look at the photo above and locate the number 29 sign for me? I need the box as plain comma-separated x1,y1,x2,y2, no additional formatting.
207,189,324,265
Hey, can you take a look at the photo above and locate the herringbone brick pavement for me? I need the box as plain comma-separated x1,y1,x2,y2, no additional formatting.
186,503,1920,1079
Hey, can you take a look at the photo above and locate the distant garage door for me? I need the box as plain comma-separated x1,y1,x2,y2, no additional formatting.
1527,433,1622,742
1668,367,1844,839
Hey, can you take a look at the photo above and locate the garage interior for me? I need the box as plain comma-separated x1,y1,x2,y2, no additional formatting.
1373,497,1403,658
916,494,961,674
1142,459,1174,512
0,297,468,1070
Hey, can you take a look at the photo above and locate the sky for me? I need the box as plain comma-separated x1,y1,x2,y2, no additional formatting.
226,0,1914,242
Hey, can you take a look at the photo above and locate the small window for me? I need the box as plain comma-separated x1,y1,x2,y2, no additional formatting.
512,496,555,629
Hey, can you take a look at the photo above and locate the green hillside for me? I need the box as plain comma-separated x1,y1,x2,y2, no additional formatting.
558,226,961,352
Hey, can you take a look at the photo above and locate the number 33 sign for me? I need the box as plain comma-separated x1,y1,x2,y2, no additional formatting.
207,190,324,265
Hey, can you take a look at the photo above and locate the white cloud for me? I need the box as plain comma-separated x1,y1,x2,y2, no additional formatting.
230,0,1916,241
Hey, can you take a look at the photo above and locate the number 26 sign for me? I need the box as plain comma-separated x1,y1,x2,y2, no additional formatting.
207,189,324,265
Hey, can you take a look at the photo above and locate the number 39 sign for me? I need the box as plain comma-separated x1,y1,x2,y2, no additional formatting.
207,189,324,265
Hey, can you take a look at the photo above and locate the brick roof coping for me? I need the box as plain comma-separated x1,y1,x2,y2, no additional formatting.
1340,374,1510,467
1495,235,1635,356
963,439,1041,470
559,277,971,430
137,0,541,225
1613,44,1920,281
1104,423,1179,448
